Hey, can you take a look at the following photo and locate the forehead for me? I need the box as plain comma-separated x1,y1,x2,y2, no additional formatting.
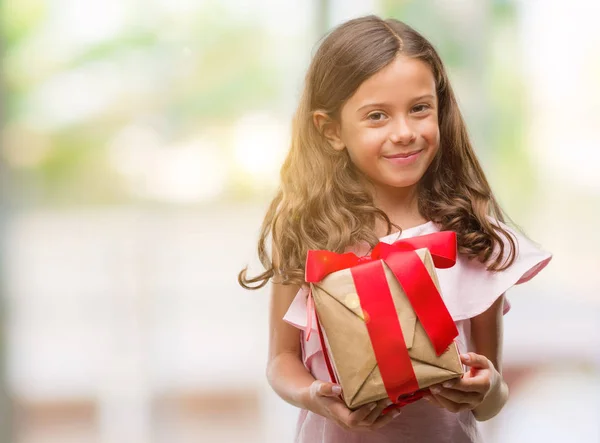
346,55,436,109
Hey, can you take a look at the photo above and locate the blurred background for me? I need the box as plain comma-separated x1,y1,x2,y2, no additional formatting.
1,0,599,442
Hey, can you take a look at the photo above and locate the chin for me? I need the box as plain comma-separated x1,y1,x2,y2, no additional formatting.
384,173,425,190
392,181,421,190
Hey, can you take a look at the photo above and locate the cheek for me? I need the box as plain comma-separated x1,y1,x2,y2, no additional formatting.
342,126,386,158
419,119,440,149
360,129,387,153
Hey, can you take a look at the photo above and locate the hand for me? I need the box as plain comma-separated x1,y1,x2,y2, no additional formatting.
423,353,500,413
304,380,401,431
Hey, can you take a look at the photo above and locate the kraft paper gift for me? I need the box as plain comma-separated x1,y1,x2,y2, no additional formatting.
305,232,464,409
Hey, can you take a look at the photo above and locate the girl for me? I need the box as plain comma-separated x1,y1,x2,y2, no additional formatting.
239,16,551,443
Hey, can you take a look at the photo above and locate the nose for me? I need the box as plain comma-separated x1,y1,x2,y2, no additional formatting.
388,116,416,145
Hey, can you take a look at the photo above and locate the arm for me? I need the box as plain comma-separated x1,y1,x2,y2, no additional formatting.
266,279,398,428
469,294,509,421
265,280,316,408
425,295,509,421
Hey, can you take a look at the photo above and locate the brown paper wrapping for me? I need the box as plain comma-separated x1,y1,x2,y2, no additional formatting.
311,248,464,409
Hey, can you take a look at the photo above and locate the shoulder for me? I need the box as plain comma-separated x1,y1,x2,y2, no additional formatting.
434,221,552,321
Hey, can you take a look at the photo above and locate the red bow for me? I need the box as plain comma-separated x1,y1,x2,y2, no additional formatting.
306,231,456,282
305,231,458,355
305,231,459,404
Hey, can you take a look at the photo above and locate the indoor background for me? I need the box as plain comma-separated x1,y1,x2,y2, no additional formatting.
0,0,599,442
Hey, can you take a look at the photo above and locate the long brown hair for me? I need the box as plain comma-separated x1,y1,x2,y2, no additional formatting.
239,15,516,289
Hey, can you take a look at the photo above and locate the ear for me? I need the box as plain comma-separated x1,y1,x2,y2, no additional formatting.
313,111,345,151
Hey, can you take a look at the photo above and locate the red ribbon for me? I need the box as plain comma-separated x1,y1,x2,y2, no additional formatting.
305,231,458,404
306,231,457,282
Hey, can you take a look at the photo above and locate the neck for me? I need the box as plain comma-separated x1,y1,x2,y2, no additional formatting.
371,184,427,235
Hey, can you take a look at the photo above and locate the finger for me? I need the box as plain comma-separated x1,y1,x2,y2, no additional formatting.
440,376,490,393
328,401,353,423
430,393,472,413
461,353,491,370
347,402,378,427
369,409,401,430
316,381,343,398
429,386,481,405
362,398,392,425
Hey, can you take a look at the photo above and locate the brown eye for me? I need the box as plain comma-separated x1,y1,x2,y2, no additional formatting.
368,112,386,121
412,104,431,113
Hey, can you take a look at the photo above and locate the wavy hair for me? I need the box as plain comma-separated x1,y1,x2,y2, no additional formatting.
239,15,516,289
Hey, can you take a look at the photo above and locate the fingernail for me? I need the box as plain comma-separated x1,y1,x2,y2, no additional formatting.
392,410,402,418
443,382,452,388
332,385,342,394
431,387,440,394
370,403,377,410
462,354,471,362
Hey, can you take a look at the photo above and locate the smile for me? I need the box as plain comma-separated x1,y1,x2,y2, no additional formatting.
382,149,424,165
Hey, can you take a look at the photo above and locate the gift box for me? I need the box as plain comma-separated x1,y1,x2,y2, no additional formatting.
305,232,464,410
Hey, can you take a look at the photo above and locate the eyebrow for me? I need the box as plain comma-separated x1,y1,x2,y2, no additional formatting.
356,94,436,113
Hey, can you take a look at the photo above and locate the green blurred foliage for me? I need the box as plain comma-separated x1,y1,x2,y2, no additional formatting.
486,3,538,218
382,0,537,218
2,0,540,215
2,0,47,47
381,0,465,68
2,1,281,204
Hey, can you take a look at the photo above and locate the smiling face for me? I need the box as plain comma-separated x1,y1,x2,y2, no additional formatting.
326,55,440,195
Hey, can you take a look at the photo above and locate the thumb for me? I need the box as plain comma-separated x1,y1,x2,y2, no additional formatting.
316,381,343,398
461,353,491,369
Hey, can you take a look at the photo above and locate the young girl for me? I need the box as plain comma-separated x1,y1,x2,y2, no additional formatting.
239,16,551,443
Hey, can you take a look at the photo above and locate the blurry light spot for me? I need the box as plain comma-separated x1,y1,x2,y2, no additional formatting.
153,0,203,15
109,125,226,203
26,62,121,129
233,112,288,183
146,140,226,203
53,0,128,49
345,294,360,310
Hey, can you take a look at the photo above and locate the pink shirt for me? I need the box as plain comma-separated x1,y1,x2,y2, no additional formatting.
283,221,552,443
